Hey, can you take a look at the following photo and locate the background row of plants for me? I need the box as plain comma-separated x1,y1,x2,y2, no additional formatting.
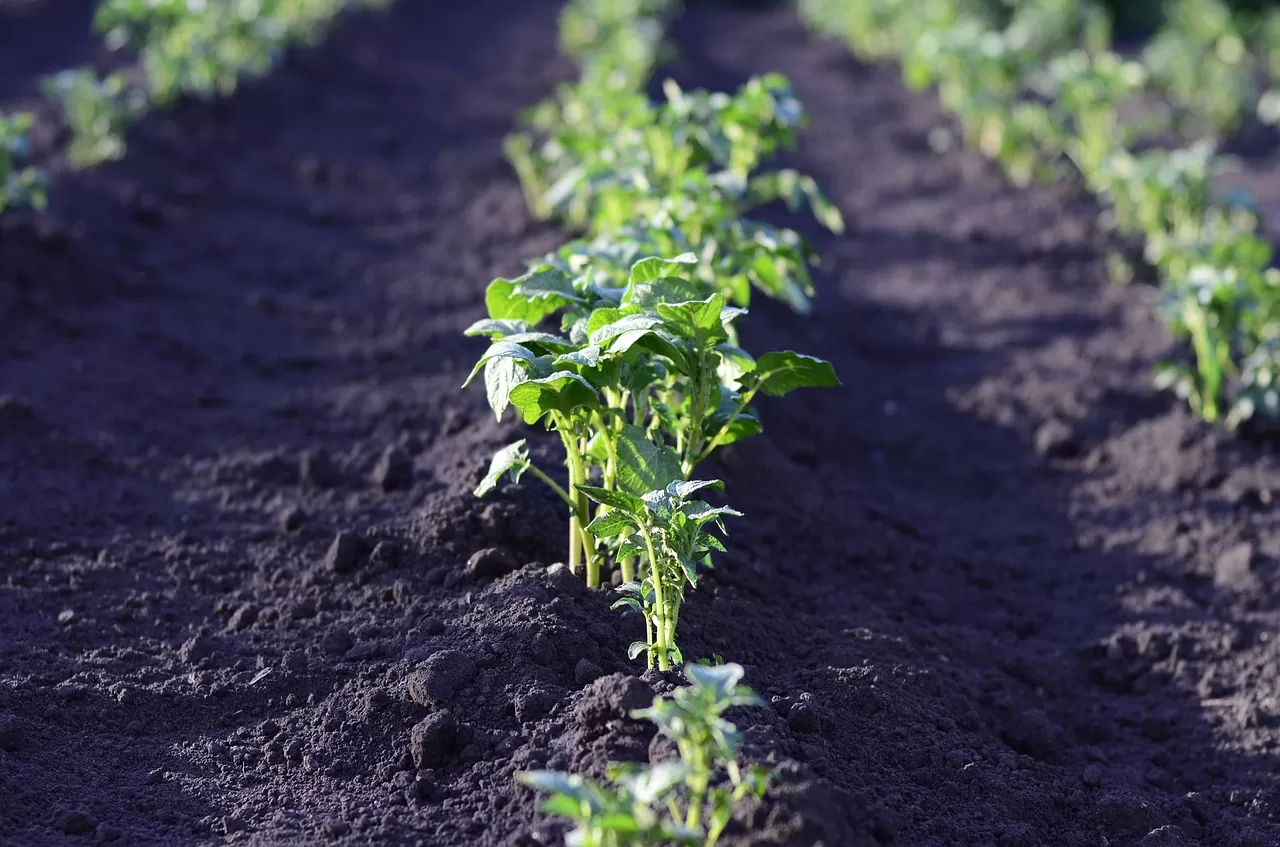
0,0,388,213
801,0,1280,430
469,0,846,843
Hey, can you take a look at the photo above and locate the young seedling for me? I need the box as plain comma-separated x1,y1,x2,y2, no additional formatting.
519,663,770,847
582,479,739,671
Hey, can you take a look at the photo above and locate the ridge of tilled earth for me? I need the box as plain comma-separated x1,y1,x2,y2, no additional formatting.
4,0,1280,846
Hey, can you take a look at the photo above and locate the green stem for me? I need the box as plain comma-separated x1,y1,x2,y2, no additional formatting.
644,612,655,671
681,361,712,478
525,464,574,507
693,384,760,470
567,447,600,588
685,749,709,831
1185,304,1221,423
639,527,670,672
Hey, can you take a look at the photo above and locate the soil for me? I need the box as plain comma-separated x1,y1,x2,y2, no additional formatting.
5,1,1280,845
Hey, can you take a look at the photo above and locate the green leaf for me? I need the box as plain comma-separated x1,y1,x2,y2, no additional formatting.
462,341,542,388
485,267,581,323
586,306,636,337
628,253,698,285
628,761,689,804
519,770,590,800
628,641,650,660
463,318,534,338
554,345,603,369
625,275,706,310
589,313,663,352
683,503,743,524
508,371,598,424
585,510,637,538
474,439,530,497
617,537,646,560
502,331,578,352
657,294,726,335
597,814,642,834
686,662,746,699
611,596,644,613
576,484,646,515
667,479,724,500
750,351,840,396
484,356,528,421
615,424,683,496
540,794,587,820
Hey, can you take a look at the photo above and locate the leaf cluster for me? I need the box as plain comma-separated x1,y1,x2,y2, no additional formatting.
519,663,769,847
0,113,46,214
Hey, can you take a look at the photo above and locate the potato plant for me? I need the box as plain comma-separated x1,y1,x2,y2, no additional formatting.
519,663,770,846
583,479,740,671
509,72,843,314
45,0,387,168
799,0,1280,430
0,114,46,214
465,255,838,594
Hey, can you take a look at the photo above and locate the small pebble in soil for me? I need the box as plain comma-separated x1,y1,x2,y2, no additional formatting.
0,713,23,751
467,547,517,581
406,650,476,706
298,449,339,489
321,629,355,656
0,395,37,431
324,531,369,575
225,604,258,633
179,635,216,665
575,674,652,730
575,659,604,687
52,809,98,836
1214,542,1259,593
56,609,76,626
513,690,555,724
787,700,821,734
1034,418,1080,459
410,711,457,768
279,506,306,533
369,541,400,571
372,446,414,491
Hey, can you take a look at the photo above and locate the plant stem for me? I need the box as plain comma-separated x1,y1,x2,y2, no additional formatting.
681,360,712,477
639,527,670,671
565,442,600,588
693,384,760,469
526,464,574,507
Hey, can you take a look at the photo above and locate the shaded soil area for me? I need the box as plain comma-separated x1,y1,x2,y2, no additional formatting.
5,1,1280,845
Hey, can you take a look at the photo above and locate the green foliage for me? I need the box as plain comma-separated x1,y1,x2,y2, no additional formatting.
799,0,1280,429
44,0,387,169
507,0,842,315
589,479,740,670
41,70,145,168
464,256,838,623
519,663,770,847
0,113,46,214
465,0,842,671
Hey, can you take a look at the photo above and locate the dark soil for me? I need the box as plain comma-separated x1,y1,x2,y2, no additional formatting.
5,1,1280,845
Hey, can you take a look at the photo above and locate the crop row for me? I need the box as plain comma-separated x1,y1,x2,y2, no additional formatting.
0,0,387,207
800,0,1280,430
467,0,845,842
